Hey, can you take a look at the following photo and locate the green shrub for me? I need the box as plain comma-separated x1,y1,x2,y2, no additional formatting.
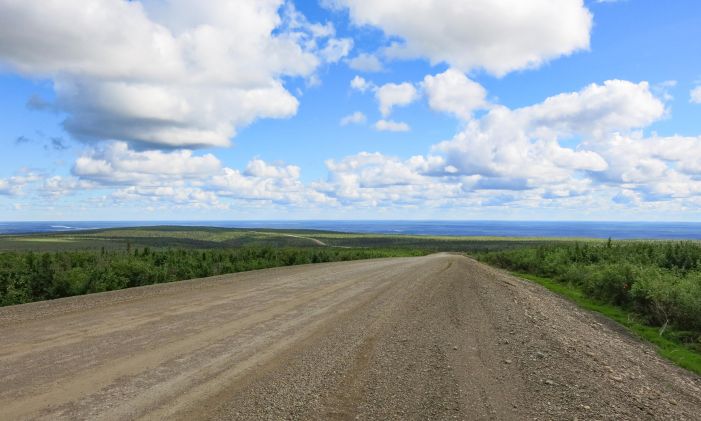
0,247,426,307
478,241,701,336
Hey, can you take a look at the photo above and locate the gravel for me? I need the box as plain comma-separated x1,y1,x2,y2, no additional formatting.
1,254,699,420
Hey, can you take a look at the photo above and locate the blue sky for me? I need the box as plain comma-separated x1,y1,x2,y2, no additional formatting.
0,0,700,220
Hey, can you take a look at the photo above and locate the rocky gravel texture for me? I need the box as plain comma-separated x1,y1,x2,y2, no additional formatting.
1,253,699,420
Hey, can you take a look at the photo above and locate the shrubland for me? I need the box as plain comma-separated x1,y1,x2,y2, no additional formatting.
478,241,701,346
0,246,425,306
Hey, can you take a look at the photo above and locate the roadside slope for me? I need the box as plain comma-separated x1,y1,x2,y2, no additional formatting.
0,254,699,420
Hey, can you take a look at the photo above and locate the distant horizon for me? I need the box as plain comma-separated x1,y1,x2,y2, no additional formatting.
3,220,701,240
3,219,701,224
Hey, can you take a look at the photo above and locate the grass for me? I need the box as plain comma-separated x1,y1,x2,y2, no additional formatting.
511,271,701,376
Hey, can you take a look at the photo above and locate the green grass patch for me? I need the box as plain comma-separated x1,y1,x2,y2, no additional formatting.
512,271,701,376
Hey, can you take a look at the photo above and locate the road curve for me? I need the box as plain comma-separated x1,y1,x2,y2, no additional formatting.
1,253,699,420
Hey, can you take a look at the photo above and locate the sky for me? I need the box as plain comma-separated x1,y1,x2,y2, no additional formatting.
0,0,700,221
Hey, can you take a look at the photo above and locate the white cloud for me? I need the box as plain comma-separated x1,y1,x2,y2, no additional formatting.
73,141,221,185
519,80,665,137
0,179,21,196
340,111,367,126
212,160,331,205
0,172,42,196
581,133,701,200
94,78,701,211
431,80,664,189
350,75,374,92
318,152,460,206
57,78,674,212
321,38,354,63
0,0,343,149
41,176,96,198
351,76,420,118
70,148,331,208
318,79,674,210
347,53,383,72
690,86,701,104
375,82,419,116
423,68,488,120
433,107,608,190
243,159,300,179
374,119,410,132
330,0,592,76
111,186,225,209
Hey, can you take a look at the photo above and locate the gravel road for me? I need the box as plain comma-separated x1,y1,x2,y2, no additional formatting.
1,253,699,420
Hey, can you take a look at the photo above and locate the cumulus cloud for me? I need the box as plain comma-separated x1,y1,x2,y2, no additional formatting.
0,179,19,196
243,159,300,179
69,145,331,208
0,172,42,196
375,82,419,116
350,75,374,92
434,109,608,189
520,80,665,137
111,185,225,209
423,68,488,120
320,38,354,63
350,76,419,117
347,53,383,72
41,176,95,198
340,111,367,126
329,0,592,76
0,1,696,216
73,141,221,185
581,133,701,199
691,86,701,104
318,152,460,206
0,0,344,149
432,80,665,190
317,79,675,209
212,160,331,205
374,119,410,132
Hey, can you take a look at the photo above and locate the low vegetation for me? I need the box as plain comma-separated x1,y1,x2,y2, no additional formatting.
2,226,700,374
0,226,565,306
0,246,425,306
478,240,701,352
0,226,574,252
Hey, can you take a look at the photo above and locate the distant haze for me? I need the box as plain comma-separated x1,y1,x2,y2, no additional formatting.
2,221,701,240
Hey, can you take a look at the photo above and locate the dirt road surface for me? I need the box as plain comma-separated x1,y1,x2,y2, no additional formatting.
1,254,700,420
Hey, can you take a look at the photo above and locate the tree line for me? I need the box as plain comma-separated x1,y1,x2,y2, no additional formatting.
0,246,425,306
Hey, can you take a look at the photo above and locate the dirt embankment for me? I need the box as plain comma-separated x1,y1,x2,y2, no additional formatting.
1,254,699,420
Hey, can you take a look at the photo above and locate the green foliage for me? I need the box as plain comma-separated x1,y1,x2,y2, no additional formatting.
514,272,701,376
0,247,425,306
478,241,701,345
